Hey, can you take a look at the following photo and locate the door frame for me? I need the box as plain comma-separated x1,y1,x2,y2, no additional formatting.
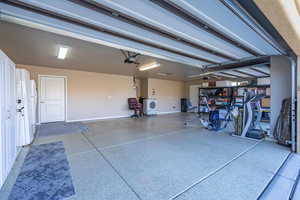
38,75,67,123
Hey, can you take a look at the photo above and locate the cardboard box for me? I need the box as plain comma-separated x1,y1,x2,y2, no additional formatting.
208,81,216,87
261,98,270,108
202,82,209,87
266,88,271,96
257,77,270,85
216,81,233,87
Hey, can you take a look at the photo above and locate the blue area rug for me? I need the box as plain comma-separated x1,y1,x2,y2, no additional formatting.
38,121,89,137
8,142,75,200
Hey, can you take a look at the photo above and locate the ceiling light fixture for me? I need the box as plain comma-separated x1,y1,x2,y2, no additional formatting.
57,46,68,59
139,62,160,71
187,72,213,78
157,72,171,76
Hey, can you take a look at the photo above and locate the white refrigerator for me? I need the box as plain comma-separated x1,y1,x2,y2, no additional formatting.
16,69,36,146
30,80,37,134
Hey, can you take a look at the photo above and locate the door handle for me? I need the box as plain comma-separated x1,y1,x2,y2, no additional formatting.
17,107,24,113
40,101,45,103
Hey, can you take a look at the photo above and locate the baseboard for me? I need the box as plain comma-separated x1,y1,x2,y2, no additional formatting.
41,112,182,124
66,115,131,122
157,111,181,115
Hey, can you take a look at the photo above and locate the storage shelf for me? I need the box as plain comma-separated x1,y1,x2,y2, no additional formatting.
200,95,231,98
198,84,270,90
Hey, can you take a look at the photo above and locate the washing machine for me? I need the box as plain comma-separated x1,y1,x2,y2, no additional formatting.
143,98,158,115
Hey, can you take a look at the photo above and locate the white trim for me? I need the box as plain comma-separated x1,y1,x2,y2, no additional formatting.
65,111,181,123
157,111,181,115
66,115,131,123
38,75,68,123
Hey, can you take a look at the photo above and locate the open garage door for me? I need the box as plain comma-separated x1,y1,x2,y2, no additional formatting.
0,0,297,151
1,1,300,199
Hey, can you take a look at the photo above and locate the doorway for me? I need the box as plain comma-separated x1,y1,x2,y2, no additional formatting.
39,75,66,123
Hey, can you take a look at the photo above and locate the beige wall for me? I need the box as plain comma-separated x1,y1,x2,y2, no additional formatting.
18,64,185,121
18,64,138,122
184,79,206,98
270,56,292,133
140,78,149,98
147,78,185,113
135,78,141,98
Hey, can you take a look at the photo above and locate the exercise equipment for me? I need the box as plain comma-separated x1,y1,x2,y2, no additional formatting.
201,105,237,131
185,97,238,131
186,88,269,137
240,93,266,139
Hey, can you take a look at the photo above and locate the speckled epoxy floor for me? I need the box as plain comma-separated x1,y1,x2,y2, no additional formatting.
0,113,290,200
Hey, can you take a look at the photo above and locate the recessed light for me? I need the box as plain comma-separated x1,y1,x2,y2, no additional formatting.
58,46,68,60
139,62,160,71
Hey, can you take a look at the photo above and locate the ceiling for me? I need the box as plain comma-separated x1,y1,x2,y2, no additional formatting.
0,21,201,81
0,0,287,81
188,65,270,80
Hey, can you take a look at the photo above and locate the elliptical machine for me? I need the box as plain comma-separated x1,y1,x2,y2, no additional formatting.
240,92,266,139
184,94,238,131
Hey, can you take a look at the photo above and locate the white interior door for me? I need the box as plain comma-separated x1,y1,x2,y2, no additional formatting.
189,85,202,106
0,55,6,187
39,76,66,123
4,57,17,174
0,50,18,189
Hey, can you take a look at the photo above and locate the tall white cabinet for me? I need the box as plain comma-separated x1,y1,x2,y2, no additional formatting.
0,50,19,188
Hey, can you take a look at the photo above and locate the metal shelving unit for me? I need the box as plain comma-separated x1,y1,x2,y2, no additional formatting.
198,85,271,120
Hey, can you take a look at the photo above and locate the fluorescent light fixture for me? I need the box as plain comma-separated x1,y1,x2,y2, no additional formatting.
57,46,68,59
157,72,171,76
187,72,213,78
139,62,160,71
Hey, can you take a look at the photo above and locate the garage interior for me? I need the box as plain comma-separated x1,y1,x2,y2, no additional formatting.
0,1,300,200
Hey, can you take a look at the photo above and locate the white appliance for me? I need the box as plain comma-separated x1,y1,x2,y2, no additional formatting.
30,80,37,134
16,69,36,146
143,98,158,115
0,50,19,189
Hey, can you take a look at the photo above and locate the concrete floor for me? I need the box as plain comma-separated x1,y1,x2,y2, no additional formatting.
0,113,290,200
260,153,300,199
